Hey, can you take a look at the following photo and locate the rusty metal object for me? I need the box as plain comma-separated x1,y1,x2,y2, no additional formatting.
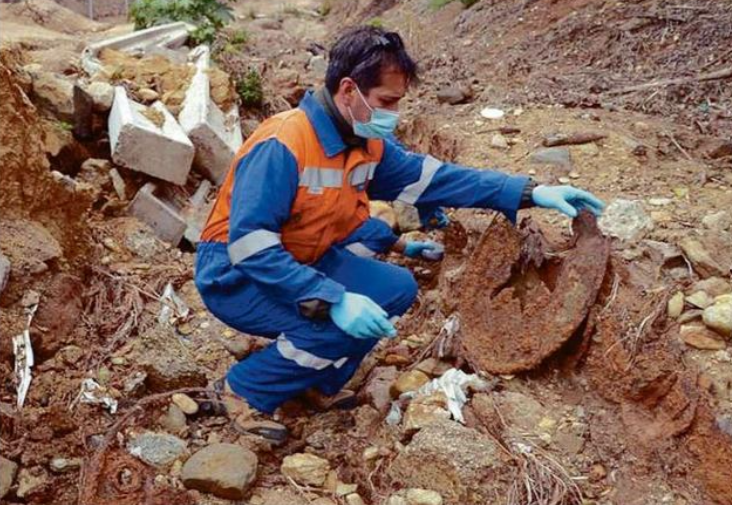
458,212,610,374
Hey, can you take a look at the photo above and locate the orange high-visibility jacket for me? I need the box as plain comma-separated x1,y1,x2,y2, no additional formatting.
196,90,528,308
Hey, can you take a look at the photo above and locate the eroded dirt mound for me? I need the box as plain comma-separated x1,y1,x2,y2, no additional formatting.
585,259,732,505
459,212,609,374
0,48,92,269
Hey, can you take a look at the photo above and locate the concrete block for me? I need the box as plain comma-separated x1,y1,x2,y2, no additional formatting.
178,46,242,185
82,22,195,75
109,86,194,185
182,179,213,245
129,183,187,246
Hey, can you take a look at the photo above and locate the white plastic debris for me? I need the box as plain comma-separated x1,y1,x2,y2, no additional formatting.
480,107,505,119
436,314,460,358
76,378,118,414
13,301,38,409
158,282,190,325
387,368,492,426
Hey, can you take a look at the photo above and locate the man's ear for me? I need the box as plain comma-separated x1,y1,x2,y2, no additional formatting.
339,77,356,103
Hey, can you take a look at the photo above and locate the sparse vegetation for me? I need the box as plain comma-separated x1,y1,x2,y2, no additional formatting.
129,0,235,46
236,68,264,108
366,17,384,28
317,0,332,17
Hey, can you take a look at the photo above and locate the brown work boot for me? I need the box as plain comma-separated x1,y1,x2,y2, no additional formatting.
206,378,289,446
303,388,358,411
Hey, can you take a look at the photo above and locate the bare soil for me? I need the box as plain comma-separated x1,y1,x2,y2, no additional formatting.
1,0,732,504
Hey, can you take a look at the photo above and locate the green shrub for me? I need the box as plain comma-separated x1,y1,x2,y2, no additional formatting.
130,0,235,45
237,69,263,108
460,0,480,7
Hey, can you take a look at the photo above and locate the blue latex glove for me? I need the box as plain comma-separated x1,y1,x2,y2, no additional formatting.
532,185,605,218
330,292,396,339
421,207,450,230
404,240,444,261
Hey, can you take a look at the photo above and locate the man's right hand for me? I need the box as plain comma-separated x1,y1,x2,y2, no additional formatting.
330,292,396,339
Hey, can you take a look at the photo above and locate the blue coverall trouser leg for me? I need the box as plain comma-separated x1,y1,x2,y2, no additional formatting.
195,242,418,414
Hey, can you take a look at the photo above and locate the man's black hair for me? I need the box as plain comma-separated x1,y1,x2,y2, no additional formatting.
325,26,418,94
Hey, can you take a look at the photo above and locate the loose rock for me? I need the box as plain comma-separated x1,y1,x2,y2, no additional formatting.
86,81,114,112
686,291,713,310
406,488,443,505
598,199,653,242
678,309,703,324
415,358,452,377
403,396,451,431
363,366,399,412
693,277,731,298
390,370,430,398
308,55,327,75
16,467,48,499
182,443,258,500
127,431,187,467
0,456,18,499
490,133,509,149
667,292,684,319
436,86,467,105
680,324,727,350
702,211,731,231
160,404,187,434
172,393,199,415
281,453,331,487
222,335,253,361
49,457,81,474
142,346,207,393
29,70,75,121
679,238,726,279
528,147,571,167
389,421,505,503
138,87,160,101
345,493,366,505
703,298,732,338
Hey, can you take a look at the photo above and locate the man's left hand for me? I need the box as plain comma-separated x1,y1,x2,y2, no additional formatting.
532,185,605,218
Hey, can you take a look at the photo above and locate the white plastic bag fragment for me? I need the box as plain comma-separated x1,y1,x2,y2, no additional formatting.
76,378,118,414
388,368,493,426
158,282,189,325
13,301,38,409
386,402,403,426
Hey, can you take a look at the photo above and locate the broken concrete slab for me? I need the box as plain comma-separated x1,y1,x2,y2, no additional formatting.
129,183,187,246
109,87,194,185
82,21,195,75
182,179,213,245
178,46,242,185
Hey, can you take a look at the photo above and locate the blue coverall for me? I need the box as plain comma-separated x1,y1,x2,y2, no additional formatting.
195,91,528,413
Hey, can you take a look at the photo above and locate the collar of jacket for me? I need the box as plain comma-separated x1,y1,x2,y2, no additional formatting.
299,88,367,158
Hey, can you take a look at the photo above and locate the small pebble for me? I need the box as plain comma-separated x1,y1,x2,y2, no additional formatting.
172,393,199,415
